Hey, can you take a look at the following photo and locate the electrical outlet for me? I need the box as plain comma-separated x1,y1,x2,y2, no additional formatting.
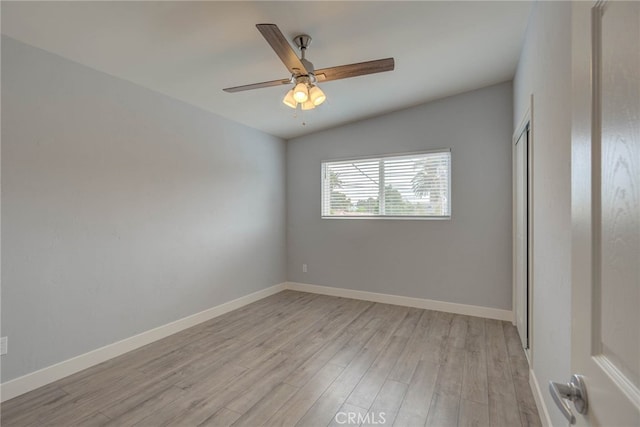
302,264,308,273
1,337,7,355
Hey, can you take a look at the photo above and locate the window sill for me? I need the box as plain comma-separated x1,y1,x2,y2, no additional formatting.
321,215,451,221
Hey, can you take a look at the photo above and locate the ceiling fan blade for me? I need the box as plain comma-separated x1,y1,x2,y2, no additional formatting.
314,58,395,82
223,78,291,93
256,24,308,75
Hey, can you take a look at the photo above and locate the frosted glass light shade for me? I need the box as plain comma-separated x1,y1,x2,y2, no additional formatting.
301,99,315,110
293,83,309,103
282,89,297,109
309,85,326,106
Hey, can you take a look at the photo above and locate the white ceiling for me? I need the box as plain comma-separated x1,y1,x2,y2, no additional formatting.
2,1,532,139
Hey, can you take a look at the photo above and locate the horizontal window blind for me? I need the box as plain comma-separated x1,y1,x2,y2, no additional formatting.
322,150,451,218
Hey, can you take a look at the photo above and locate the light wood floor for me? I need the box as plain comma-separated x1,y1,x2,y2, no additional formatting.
1,291,541,426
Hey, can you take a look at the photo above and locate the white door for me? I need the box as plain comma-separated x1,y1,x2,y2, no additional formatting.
515,124,530,351
568,1,640,426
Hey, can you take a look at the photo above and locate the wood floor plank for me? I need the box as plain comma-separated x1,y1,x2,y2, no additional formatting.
199,293,312,342
189,292,318,348
199,408,242,427
459,398,490,427
392,307,423,338
434,346,465,399
31,370,157,425
154,295,328,389
238,297,370,371
224,302,376,416
296,394,349,427
101,381,185,421
328,317,383,368
485,320,510,373
169,341,251,388
465,316,486,353
130,378,239,426
295,305,409,427
224,357,299,414
446,314,469,350
425,392,460,427
283,301,375,388
421,311,454,365
388,310,435,384
361,379,408,427
488,381,523,426
520,409,543,427
510,354,530,378
422,332,465,427
394,360,439,427
132,391,224,427
214,293,320,345
279,298,372,356
136,335,241,380
326,403,369,427
71,411,112,426
109,291,311,374
284,321,369,388
2,292,543,427
58,365,144,396
265,362,344,426
328,301,401,368
507,333,541,426
461,349,488,405
228,382,298,427
130,362,254,426
0,384,68,425
512,374,540,416
345,335,409,409
102,385,185,426
144,318,342,426
485,319,522,427
503,322,525,359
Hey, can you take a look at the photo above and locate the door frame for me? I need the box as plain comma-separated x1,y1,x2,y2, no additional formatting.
513,95,534,362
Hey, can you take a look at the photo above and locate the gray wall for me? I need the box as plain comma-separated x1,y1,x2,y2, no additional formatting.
287,82,513,310
1,36,286,382
513,2,572,426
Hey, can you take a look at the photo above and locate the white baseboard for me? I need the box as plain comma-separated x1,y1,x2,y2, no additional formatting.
0,283,286,402
530,368,553,427
284,282,513,322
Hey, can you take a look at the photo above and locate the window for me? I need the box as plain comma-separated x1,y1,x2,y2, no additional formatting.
322,150,451,219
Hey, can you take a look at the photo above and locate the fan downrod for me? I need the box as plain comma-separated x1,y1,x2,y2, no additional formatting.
293,34,314,73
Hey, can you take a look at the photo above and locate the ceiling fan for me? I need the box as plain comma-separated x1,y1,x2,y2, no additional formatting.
223,24,395,110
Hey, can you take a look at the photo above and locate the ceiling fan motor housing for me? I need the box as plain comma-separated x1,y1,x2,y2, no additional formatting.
299,59,315,75
294,34,312,50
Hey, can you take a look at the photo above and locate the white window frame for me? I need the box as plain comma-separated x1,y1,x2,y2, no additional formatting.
321,149,452,220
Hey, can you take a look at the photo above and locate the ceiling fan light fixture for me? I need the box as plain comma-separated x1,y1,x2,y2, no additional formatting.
282,89,297,108
301,99,316,110
293,82,309,103
309,85,326,106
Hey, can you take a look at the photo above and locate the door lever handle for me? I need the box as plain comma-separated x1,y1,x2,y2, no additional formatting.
549,375,588,424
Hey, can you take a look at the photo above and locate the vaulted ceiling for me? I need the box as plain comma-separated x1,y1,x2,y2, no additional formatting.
2,1,532,139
